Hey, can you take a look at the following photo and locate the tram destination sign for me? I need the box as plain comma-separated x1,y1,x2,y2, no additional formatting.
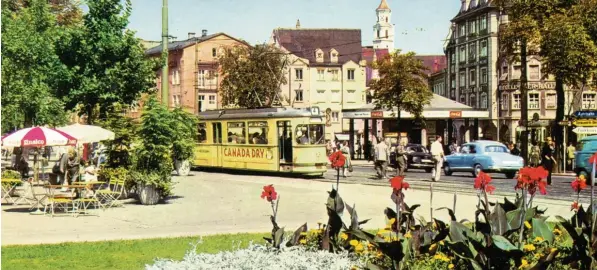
574,111,597,118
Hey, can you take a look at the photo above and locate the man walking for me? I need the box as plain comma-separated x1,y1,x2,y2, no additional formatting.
430,135,445,181
567,142,576,172
374,137,389,179
395,139,407,176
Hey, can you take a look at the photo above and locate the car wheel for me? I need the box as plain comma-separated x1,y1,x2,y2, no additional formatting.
444,163,453,176
504,172,516,179
473,164,483,178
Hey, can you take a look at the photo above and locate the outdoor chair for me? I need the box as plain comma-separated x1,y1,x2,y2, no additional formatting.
44,190,76,217
96,178,126,209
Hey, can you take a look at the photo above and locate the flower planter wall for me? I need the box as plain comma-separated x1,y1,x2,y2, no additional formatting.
138,183,160,205
174,160,191,176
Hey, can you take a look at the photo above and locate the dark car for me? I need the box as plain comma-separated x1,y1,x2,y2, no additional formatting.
390,143,435,172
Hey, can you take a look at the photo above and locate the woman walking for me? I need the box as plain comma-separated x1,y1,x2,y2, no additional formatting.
541,138,555,185
529,141,541,167
340,141,352,178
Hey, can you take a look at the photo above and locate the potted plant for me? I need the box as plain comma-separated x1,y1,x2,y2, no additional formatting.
170,107,198,176
128,170,171,205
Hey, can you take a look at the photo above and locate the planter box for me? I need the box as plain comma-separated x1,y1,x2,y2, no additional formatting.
174,160,191,176
138,183,160,205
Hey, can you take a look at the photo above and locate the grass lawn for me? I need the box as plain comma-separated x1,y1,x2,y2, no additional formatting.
1,233,268,270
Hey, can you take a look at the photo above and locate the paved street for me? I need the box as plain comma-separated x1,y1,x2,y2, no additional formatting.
1,169,584,246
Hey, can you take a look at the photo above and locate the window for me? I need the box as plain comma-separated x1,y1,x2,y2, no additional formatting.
248,121,268,145
347,90,356,103
227,122,246,144
295,89,303,102
485,145,508,153
331,90,340,102
513,66,521,80
583,93,597,109
513,93,521,109
469,20,476,34
529,65,540,80
316,49,324,62
172,68,180,85
198,70,207,87
501,65,509,80
197,123,207,143
208,95,216,104
316,90,325,102
459,46,466,62
295,69,303,80
385,17,388,23
317,69,325,80
480,15,487,30
330,49,338,63
459,71,466,86
295,124,325,145
330,69,339,81
470,94,476,107
529,93,540,109
459,24,466,37
481,68,487,84
469,43,476,61
480,40,487,57
501,93,509,110
451,75,456,88
377,29,380,38
460,95,466,104
198,95,205,112
470,69,476,85
172,94,182,106
480,93,488,109
546,93,556,109
331,112,339,122
450,51,455,64
385,30,389,38
212,48,217,57
347,69,355,80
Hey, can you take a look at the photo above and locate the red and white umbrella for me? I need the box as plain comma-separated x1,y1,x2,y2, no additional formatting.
1,127,77,147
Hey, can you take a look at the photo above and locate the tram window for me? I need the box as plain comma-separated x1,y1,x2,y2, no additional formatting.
227,122,246,144
295,124,325,145
248,121,268,145
197,123,207,143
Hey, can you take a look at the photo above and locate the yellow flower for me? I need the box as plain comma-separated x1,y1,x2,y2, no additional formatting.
580,174,586,180
299,239,307,244
448,264,454,269
355,243,364,252
534,253,542,260
340,233,348,240
519,259,529,269
388,218,396,225
524,221,532,229
553,228,562,236
430,243,438,250
534,236,544,242
300,232,307,236
376,251,384,258
404,232,412,239
523,244,536,252
383,236,391,242
367,243,374,249
433,254,443,260
349,240,359,246
439,240,445,246
550,248,558,253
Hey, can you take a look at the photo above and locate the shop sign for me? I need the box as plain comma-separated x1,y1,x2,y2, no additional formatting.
371,111,384,118
498,81,556,91
449,111,462,118
573,127,597,134
574,111,597,118
573,119,597,127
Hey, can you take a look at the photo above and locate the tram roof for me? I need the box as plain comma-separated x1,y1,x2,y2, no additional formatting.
197,107,320,120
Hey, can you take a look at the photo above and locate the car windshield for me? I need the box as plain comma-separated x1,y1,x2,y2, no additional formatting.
485,145,508,153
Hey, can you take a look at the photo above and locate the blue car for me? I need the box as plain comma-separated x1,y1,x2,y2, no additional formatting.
443,140,524,178
574,135,597,181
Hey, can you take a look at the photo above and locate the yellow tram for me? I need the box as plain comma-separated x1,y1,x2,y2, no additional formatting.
193,107,329,175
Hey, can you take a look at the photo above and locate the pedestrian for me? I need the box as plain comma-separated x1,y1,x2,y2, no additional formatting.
567,142,576,172
448,139,458,155
374,137,389,179
325,140,333,156
529,141,541,167
66,149,81,189
541,138,555,185
340,141,352,177
395,139,407,176
510,142,521,156
355,141,362,160
430,135,445,182
57,149,69,189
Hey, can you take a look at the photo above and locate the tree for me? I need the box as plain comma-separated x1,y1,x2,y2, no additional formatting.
369,51,433,132
1,0,69,133
54,0,157,124
219,44,288,108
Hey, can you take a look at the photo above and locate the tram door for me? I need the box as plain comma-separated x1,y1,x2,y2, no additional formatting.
212,122,222,167
277,121,292,164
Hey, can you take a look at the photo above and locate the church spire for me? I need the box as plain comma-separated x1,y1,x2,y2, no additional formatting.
296,19,301,29
377,0,390,10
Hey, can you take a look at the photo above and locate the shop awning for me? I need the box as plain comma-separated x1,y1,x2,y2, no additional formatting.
335,134,350,141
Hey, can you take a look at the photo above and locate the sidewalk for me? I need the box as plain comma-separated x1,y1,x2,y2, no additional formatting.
1,171,578,246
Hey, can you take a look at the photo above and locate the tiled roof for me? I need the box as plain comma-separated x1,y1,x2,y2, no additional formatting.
415,55,447,76
145,32,248,55
361,47,389,63
273,28,362,65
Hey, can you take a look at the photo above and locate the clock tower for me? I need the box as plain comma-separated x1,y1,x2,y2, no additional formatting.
373,0,394,52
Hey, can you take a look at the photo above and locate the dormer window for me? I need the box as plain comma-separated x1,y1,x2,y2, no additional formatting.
315,48,324,63
330,49,338,63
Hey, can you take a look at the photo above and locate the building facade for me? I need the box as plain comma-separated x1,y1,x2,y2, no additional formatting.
270,27,368,140
145,31,249,113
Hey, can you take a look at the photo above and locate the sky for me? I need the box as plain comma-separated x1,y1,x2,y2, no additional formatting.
126,0,460,55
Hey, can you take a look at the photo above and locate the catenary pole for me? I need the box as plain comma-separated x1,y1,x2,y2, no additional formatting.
161,0,169,105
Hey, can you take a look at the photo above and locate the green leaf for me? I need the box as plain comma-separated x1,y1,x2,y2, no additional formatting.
449,221,472,243
531,218,555,244
326,189,344,215
437,207,457,221
490,203,508,235
289,223,307,246
273,227,284,248
506,209,523,231
491,235,519,251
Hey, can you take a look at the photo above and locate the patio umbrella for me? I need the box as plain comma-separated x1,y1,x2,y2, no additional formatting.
56,123,115,144
1,127,77,147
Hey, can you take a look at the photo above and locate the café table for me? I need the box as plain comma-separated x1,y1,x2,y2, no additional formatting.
44,184,88,217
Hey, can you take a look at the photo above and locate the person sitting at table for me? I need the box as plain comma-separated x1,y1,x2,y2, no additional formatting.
83,160,98,182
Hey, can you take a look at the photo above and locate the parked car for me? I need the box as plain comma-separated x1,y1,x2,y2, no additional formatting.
389,143,434,172
574,135,597,182
443,140,524,178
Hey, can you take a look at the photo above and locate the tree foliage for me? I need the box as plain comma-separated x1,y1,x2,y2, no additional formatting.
97,104,138,169
369,51,432,121
1,0,69,133
54,0,157,124
219,44,288,108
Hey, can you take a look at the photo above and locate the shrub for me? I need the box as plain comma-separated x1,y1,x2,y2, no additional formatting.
170,107,197,162
2,170,21,179
97,104,138,169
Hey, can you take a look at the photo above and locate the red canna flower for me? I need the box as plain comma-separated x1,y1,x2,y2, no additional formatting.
260,184,278,202
389,175,409,191
474,171,495,194
516,166,549,195
571,177,588,193
589,152,597,164
329,151,346,169
571,201,579,211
